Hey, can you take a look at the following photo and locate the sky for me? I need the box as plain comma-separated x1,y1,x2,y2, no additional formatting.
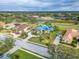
0,0,79,11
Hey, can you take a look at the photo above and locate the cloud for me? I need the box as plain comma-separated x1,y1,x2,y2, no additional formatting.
0,0,52,7
0,0,79,11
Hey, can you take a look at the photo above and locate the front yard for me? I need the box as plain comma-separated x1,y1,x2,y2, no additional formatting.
29,31,57,47
29,37,47,46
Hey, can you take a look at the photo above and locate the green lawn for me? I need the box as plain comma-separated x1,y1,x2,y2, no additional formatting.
10,50,41,59
54,23,79,30
29,31,57,46
29,37,46,46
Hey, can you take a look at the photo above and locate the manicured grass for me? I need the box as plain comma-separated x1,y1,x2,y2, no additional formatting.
54,23,79,30
29,31,57,46
29,37,46,46
10,50,41,59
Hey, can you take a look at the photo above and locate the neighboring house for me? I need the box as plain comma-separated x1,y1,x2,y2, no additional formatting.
4,23,15,29
32,15,39,18
14,24,30,34
10,32,20,38
53,16,60,19
62,29,79,43
11,24,30,38
0,22,5,27
40,17,53,20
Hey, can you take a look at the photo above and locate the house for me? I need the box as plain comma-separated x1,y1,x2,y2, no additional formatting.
62,29,79,43
0,22,5,27
32,15,39,18
14,24,30,34
40,17,53,20
4,23,15,29
11,24,30,38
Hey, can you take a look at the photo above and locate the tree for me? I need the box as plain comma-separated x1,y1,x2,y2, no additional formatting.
4,37,14,48
45,21,52,27
19,32,28,39
0,27,4,31
54,25,59,31
49,44,79,59
15,55,20,59
0,37,14,56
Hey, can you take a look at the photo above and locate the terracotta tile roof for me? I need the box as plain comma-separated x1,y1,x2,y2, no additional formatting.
63,29,79,43
15,24,28,28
